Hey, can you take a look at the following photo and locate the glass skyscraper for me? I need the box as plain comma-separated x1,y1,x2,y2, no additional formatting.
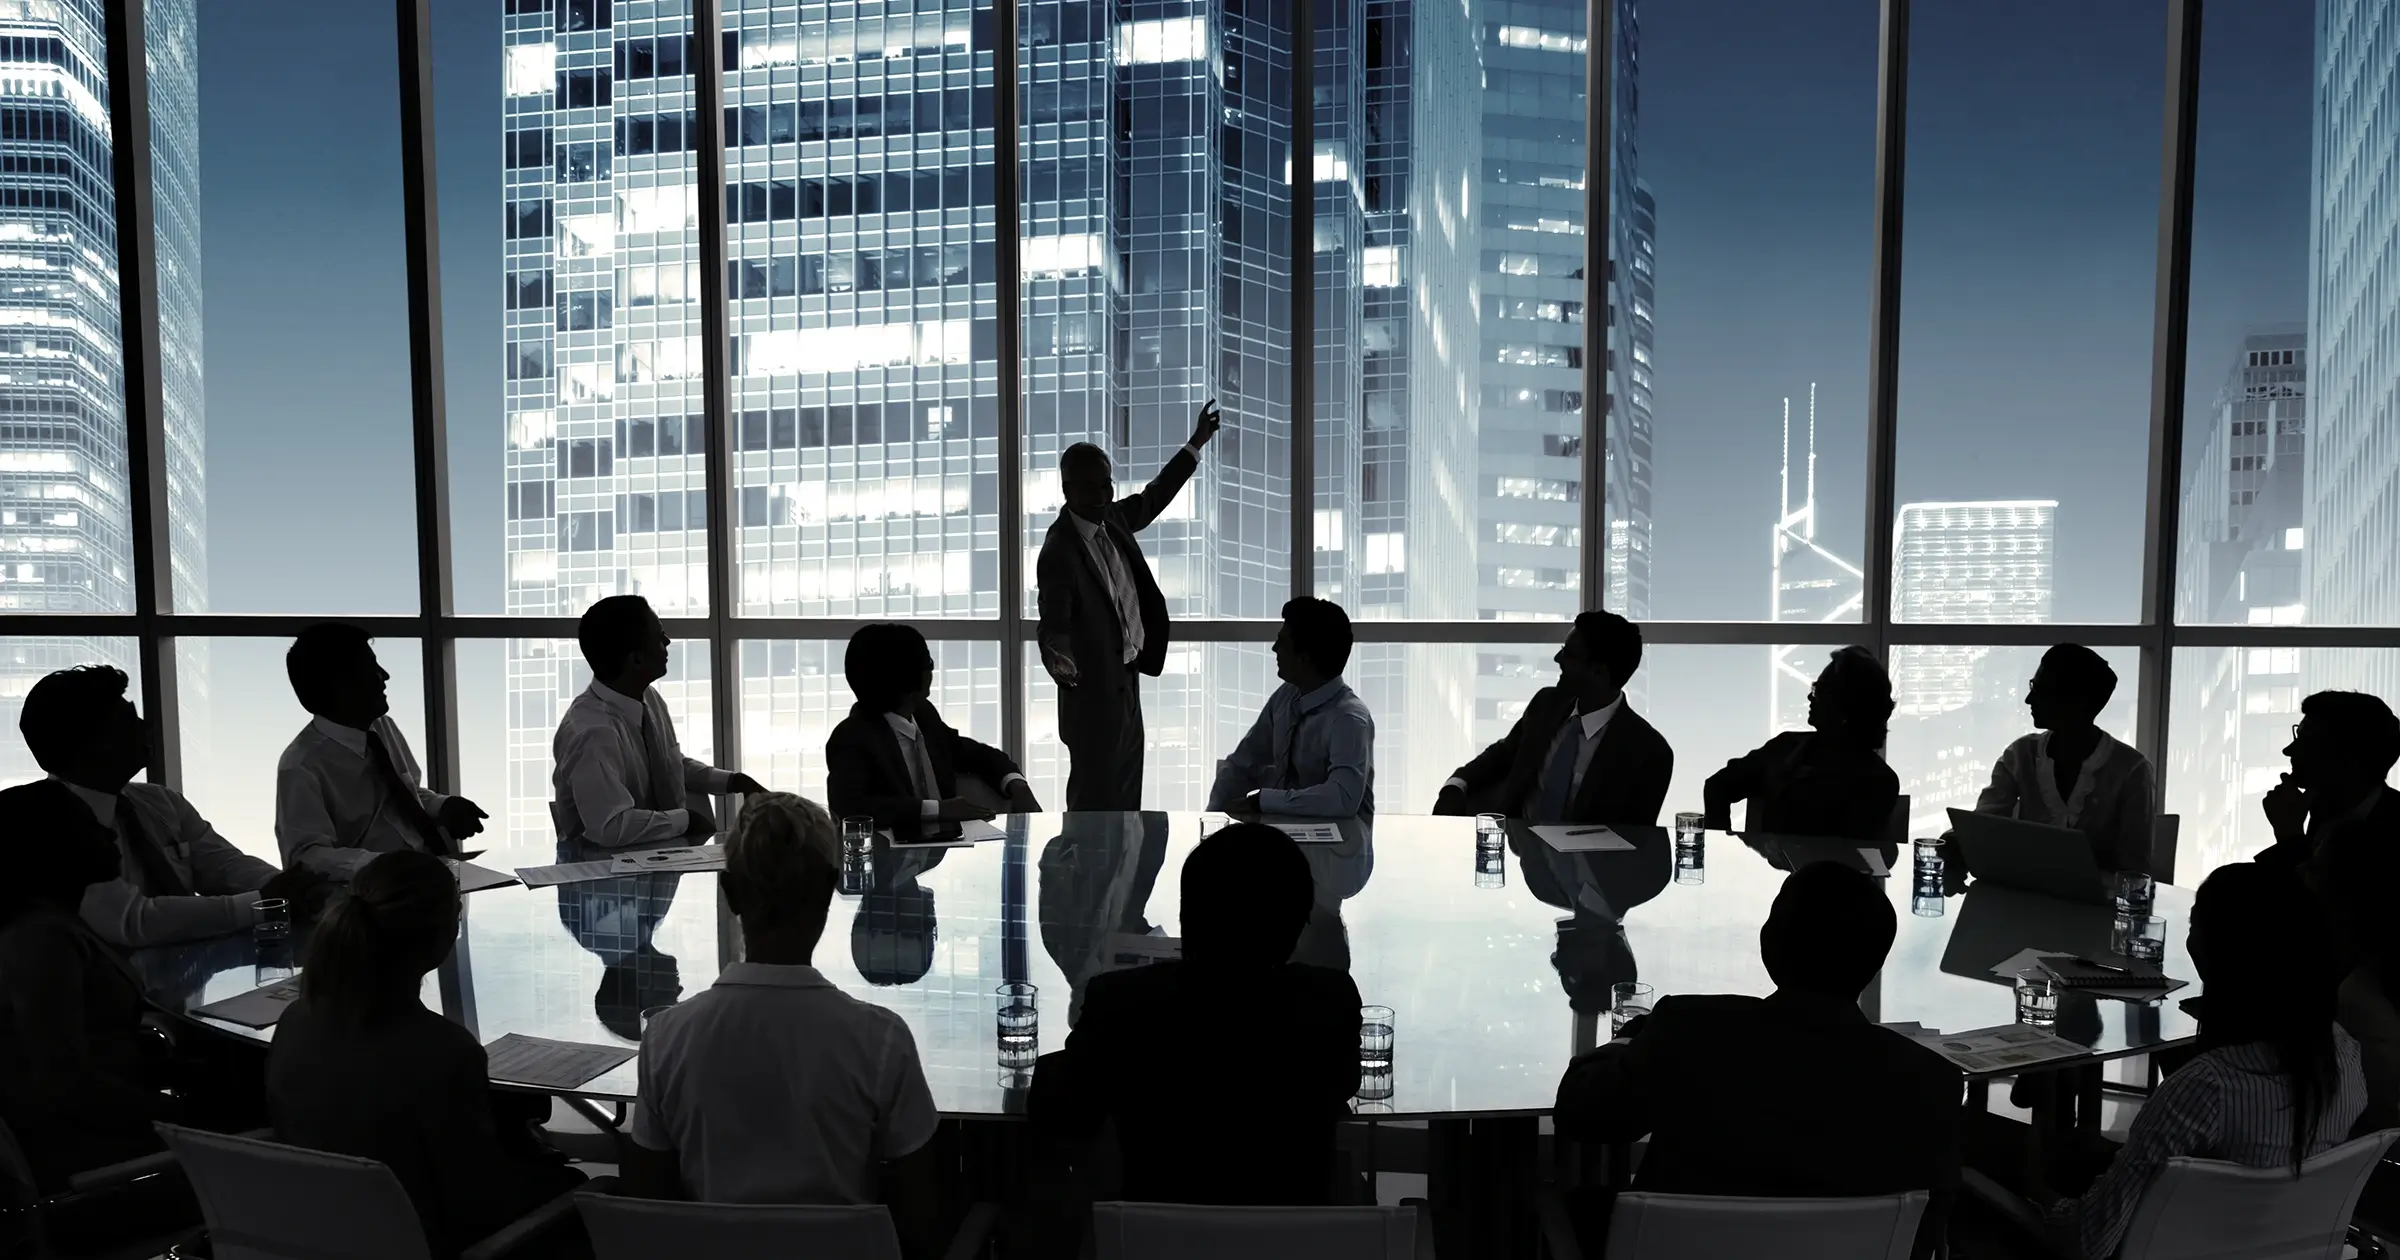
0,0,204,784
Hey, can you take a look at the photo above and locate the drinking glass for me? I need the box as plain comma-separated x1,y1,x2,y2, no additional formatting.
2113,914,2169,963
1912,837,1946,896
1674,841,1705,885
996,983,1039,1067
1357,1006,1396,1101
253,898,291,941
1674,811,1705,843
2114,870,2156,917
840,816,874,895
1474,814,1507,889
1610,982,1654,1038
2015,975,2060,1026
1912,891,1947,919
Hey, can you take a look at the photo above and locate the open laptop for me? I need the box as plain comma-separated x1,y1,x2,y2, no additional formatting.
1945,808,2112,906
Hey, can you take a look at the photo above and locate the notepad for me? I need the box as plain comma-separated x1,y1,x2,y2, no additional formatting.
2037,954,2179,989
1272,822,1346,845
482,1034,638,1090
447,859,520,894
191,979,304,1029
1531,824,1636,853
610,843,725,873
884,819,1007,848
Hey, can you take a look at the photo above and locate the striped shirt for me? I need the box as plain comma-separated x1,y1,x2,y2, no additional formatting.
2047,1027,2367,1259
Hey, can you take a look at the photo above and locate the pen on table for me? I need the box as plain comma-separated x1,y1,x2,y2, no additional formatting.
1563,828,1608,836
2070,956,2135,973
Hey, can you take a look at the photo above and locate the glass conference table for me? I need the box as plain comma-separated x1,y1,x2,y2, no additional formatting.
133,811,2199,1120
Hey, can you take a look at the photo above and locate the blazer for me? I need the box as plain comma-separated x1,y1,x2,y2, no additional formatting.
825,700,1023,831
1029,959,1362,1206
0,906,166,1192
1447,688,1674,826
2271,785,2400,976
1035,448,1198,684
1557,990,1962,1256
1707,731,1900,842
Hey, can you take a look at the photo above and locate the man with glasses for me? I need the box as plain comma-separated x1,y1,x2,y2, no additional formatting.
2261,692,2400,978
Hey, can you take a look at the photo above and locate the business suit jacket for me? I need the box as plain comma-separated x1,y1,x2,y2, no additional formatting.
1448,687,1674,825
2267,785,2400,976
0,906,166,1192
825,700,1024,831
1035,448,1197,686
1030,958,1362,1206
1557,990,1961,1256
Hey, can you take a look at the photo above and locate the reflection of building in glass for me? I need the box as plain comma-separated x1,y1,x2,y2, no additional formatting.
2302,0,2399,696
2174,329,2307,875
1887,500,2055,836
1769,385,1861,734
0,0,204,785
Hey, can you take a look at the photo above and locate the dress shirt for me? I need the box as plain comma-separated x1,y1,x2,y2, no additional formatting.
61,779,277,947
277,715,455,878
1069,510,1148,665
1973,730,2158,872
632,962,939,1204
1206,677,1376,817
884,712,1025,818
551,682,734,849
2045,1028,2367,1260
1445,693,1622,802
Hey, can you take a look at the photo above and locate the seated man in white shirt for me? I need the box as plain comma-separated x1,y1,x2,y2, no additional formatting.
19,664,323,948
552,595,767,849
276,624,489,878
628,792,946,1256
1207,598,1375,818
1970,643,2158,874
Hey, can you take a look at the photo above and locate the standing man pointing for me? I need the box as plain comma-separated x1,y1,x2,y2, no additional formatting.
1038,400,1223,811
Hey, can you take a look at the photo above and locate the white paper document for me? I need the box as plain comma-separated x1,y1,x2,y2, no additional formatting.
1909,1024,2088,1075
1531,824,1637,853
191,979,305,1029
513,860,620,888
447,860,520,894
884,819,1007,849
610,843,726,873
482,1033,639,1090
1105,933,1184,968
1272,822,1347,845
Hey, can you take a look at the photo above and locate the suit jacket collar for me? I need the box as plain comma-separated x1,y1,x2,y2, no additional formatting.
850,700,951,797
1555,697,1653,817
1048,511,1148,652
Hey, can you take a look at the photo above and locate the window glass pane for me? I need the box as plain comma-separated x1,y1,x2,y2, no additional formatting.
1626,0,1876,621
1886,643,2137,838
0,5,138,615
175,637,427,865
739,638,1000,804
2175,1,2388,628
439,0,709,615
1896,1,2162,624
459,636,715,871
170,0,419,612
730,0,999,616
2168,648,2400,884
0,638,141,785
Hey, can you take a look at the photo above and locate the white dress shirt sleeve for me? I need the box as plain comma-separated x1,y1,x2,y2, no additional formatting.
561,724,692,849
276,756,377,879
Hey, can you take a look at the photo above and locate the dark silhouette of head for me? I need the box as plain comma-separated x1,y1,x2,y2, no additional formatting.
287,623,393,729
0,779,123,924
19,664,149,792
2026,643,2116,732
1759,861,1896,999
1559,611,1643,710
2187,861,2340,1173
1182,822,1313,968
594,947,685,1041
302,850,462,1028
724,792,841,955
578,595,670,689
1273,597,1354,690
1059,443,1114,521
1806,647,1895,750
852,882,939,985
2283,690,2400,797
845,623,936,713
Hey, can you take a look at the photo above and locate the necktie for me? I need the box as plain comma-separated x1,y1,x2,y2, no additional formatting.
365,729,452,856
1278,702,1310,790
1533,716,1585,823
901,725,942,801
115,800,193,898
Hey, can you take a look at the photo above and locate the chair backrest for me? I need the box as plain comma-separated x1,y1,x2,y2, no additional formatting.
1603,1190,1929,1260
2115,1128,2400,1260
575,1194,903,1260
154,1123,432,1260
2153,812,2182,885
1091,1202,1417,1260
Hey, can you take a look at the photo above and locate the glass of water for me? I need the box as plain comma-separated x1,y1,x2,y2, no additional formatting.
253,898,291,941
2114,869,2156,916
1474,814,1507,889
1610,982,1654,1039
2015,975,2060,1027
1674,841,1705,885
1912,891,1947,919
2113,914,2169,963
1357,1006,1395,1100
840,816,875,895
1912,837,1946,895
1674,811,1705,843
996,982,1039,1067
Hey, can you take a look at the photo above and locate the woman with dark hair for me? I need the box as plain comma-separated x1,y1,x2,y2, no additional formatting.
267,851,582,1256
2020,862,2365,1259
0,779,172,1189
1703,646,1901,841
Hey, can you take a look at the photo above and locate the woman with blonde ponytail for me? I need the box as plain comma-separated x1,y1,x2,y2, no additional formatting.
267,851,584,1256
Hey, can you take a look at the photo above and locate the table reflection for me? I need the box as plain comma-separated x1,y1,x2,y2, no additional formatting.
133,812,2202,1118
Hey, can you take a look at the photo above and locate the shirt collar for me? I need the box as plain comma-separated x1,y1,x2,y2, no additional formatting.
1577,693,1624,738
311,714,372,757
1069,510,1106,542
52,776,117,826
713,961,835,990
882,711,921,741
586,680,650,723
1293,677,1350,714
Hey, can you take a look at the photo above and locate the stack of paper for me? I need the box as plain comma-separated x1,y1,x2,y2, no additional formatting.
885,819,1007,849
514,859,620,888
1272,822,1346,845
446,859,520,894
611,844,726,873
1531,824,1636,853
1906,1024,2088,1075
483,1033,639,1090
1988,947,2188,1002
192,979,305,1029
